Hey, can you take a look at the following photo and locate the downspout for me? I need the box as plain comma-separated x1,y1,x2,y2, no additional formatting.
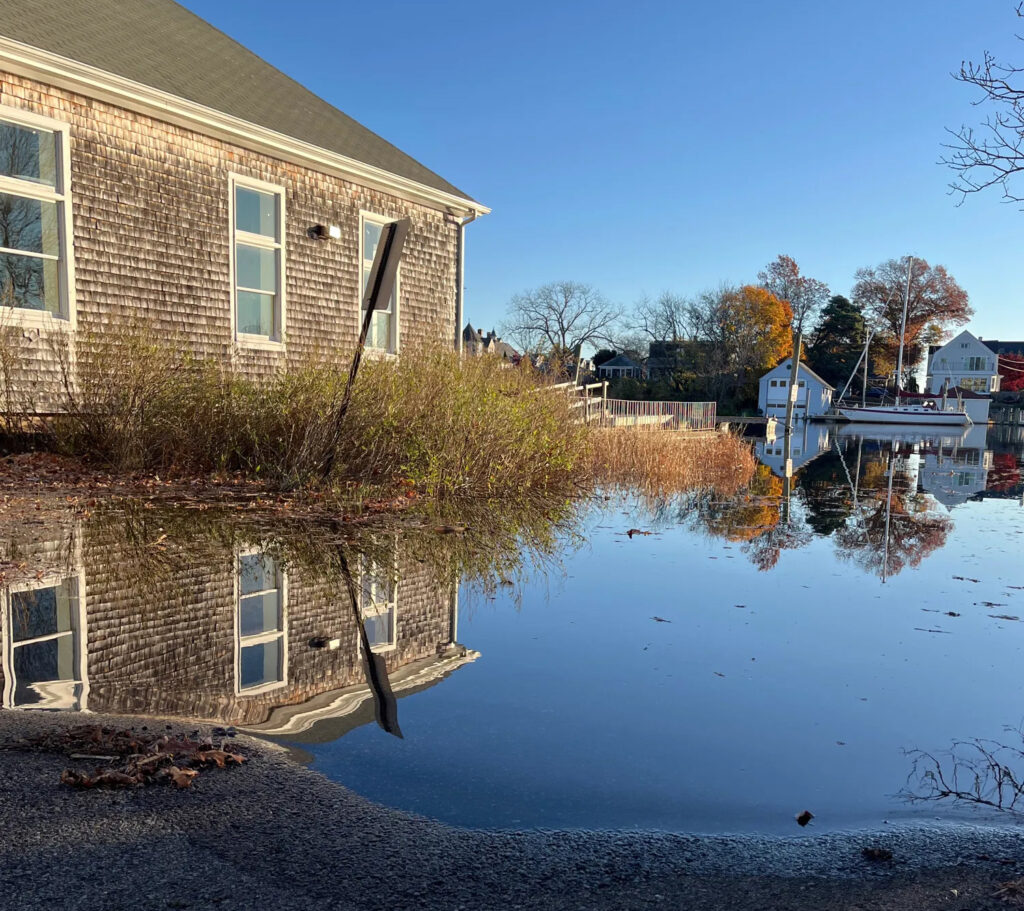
453,212,478,352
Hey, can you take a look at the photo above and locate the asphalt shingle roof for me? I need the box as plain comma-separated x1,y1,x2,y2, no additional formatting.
1,0,474,202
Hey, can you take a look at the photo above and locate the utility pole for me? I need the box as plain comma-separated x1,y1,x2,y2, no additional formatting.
783,330,803,434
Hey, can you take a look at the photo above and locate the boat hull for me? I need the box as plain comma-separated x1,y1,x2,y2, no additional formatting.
837,406,970,426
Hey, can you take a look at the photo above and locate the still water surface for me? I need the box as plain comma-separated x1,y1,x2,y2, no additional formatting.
2,424,1023,835
295,424,1024,833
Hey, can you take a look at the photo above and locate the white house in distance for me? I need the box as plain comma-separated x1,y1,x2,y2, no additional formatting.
596,354,644,380
757,361,834,419
925,330,999,424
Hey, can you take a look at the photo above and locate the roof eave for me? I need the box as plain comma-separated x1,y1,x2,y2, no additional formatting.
0,35,489,217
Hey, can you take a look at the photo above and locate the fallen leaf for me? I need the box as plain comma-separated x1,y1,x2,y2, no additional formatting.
796,810,814,827
195,750,245,768
651,616,671,623
164,766,199,789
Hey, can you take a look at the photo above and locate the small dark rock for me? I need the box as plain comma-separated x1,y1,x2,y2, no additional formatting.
862,847,893,862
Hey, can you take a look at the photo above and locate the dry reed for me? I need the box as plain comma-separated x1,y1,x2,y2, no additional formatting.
589,428,756,498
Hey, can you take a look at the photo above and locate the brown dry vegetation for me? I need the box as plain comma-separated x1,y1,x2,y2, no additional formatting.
589,428,756,499
0,324,755,511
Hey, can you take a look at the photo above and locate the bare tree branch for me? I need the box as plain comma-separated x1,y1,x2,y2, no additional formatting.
500,281,623,356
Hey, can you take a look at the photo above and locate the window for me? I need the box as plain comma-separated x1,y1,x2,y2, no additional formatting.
3,576,86,709
230,176,284,344
359,212,398,353
797,380,805,388
235,552,286,693
960,377,988,393
769,380,777,387
966,356,988,371
0,108,75,322
360,554,397,652
779,379,787,387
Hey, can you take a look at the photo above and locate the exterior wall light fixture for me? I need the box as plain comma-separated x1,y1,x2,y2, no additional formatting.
309,224,341,240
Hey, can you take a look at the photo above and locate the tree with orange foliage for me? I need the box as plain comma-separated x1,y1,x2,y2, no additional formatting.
688,284,793,408
851,258,972,383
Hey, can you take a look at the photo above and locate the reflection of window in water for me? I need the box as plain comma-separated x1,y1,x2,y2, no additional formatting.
951,450,980,466
4,577,86,709
360,555,397,652
954,471,974,486
236,553,286,693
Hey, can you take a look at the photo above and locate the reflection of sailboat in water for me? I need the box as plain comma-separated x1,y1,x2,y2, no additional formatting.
833,435,951,581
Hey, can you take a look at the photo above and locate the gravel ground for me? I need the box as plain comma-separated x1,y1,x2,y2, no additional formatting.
2,712,1024,911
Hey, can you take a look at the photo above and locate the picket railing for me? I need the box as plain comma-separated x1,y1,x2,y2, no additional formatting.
560,382,716,431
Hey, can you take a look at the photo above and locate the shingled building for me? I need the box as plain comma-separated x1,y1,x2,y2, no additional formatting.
0,0,487,411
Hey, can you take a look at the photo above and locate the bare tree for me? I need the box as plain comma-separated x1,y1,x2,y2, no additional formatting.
634,291,694,342
757,254,829,334
501,281,622,356
944,4,1024,204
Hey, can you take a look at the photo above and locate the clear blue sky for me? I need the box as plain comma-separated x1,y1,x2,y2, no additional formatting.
182,0,1024,341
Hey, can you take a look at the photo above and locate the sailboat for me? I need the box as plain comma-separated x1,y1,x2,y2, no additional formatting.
837,257,971,426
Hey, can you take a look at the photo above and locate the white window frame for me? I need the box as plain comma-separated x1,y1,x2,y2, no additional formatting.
229,173,286,349
0,105,77,329
233,548,288,695
1,569,88,710
358,210,400,355
359,552,398,654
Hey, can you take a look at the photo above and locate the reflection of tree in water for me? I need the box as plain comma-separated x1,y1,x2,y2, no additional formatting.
795,451,856,536
694,463,812,570
833,456,952,579
902,726,1024,816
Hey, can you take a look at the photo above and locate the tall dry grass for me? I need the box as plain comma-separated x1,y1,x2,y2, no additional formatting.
589,428,756,499
46,325,589,501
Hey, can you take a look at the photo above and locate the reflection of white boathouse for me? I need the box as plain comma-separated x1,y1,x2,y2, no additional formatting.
756,422,832,477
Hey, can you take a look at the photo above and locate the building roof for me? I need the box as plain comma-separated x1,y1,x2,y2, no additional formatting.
598,354,641,369
983,339,1024,357
1,0,474,203
763,360,835,390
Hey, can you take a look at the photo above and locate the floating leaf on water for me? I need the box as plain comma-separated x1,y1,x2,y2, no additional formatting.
796,810,814,827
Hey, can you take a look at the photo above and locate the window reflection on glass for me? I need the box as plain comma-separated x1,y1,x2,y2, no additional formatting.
235,187,277,239
6,578,84,709
0,190,61,314
237,553,285,691
361,215,396,352
0,120,56,186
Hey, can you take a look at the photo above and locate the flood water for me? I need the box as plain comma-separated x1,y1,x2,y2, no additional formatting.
3,423,1024,835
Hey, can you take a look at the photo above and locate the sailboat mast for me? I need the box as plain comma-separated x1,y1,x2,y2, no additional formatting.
895,256,913,406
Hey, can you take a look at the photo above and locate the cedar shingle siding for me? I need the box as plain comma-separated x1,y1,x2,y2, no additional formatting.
1,72,461,409
1,521,459,727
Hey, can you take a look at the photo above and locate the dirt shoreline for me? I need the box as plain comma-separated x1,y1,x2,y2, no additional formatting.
1,712,1023,911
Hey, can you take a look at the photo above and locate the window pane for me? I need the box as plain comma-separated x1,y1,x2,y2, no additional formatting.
240,639,282,689
364,608,394,649
239,553,277,595
367,311,391,350
363,219,382,257
13,635,74,693
237,290,275,337
239,592,281,637
0,120,57,187
0,193,59,256
11,584,72,641
235,187,277,238
0,251,59,313
236,244,277,292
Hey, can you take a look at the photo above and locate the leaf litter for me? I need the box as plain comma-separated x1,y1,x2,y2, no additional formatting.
22,725,247,790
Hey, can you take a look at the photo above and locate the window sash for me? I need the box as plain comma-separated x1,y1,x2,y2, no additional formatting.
230,177,284,344
359,212,399,352
0,112,70,321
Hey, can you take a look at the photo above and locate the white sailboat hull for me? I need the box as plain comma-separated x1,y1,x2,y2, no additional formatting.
838,405,971,426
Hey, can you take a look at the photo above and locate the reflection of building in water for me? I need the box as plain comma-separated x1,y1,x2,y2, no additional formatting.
755,422,832,478
918,424,993,508
0,523,476,736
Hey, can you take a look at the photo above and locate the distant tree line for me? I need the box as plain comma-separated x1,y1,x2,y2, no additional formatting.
501,255,972,413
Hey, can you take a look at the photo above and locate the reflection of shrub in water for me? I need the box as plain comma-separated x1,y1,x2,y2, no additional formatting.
902,725,1024,815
